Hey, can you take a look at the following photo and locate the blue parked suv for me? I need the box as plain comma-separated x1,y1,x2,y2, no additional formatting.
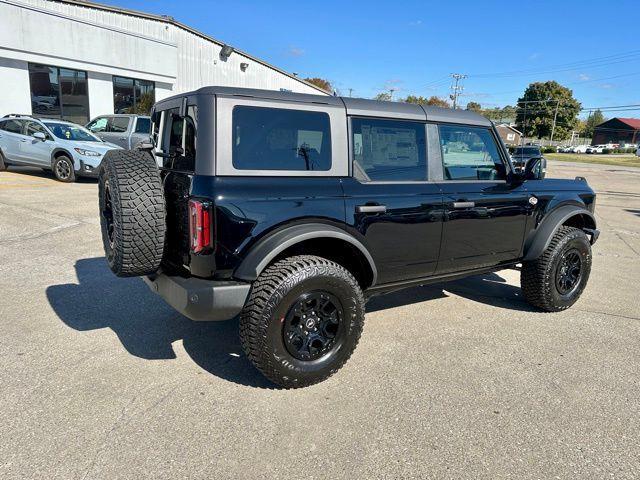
0,114,121,182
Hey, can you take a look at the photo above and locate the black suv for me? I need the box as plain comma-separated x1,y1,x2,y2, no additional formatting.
98,87,599,388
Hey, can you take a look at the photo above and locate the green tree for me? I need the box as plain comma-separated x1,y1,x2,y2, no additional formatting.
582,109,606,138
374,92,392,101
482,105,517,123
404,95,429,105
127,92,154,115
304,77,332,93
515,81,581,141
465,101,482,112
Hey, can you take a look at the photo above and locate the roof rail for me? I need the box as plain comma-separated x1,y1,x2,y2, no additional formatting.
2,114,38,119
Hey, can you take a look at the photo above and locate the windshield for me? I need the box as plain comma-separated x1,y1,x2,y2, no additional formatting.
513,147,540,155
44,122,100,142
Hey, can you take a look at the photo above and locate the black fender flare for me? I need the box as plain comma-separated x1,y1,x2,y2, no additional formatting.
522,205,597,261
50,148,75,169
233,223,378,286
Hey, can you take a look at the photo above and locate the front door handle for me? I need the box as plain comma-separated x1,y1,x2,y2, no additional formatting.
356,205,387,214
453,201,475,209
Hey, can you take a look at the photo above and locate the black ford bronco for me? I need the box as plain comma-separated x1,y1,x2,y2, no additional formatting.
98,87,599,388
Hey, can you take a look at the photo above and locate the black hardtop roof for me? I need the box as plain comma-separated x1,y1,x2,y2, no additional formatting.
156,86,492,126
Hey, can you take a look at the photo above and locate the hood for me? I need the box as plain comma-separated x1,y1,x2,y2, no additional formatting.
72,141,122,153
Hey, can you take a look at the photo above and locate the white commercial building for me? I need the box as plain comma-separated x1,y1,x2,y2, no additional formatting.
0,0,326,124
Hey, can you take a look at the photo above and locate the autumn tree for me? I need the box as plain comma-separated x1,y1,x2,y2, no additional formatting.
515,81,581,141
304,77,332,93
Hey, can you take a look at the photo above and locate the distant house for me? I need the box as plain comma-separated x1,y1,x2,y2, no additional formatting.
495,123,522,146
592,118,640,146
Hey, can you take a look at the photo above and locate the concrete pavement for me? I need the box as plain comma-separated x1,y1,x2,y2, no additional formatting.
0,162,639,479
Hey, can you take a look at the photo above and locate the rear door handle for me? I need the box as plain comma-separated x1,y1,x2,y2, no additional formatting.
356,205,387,214
453,201,475,209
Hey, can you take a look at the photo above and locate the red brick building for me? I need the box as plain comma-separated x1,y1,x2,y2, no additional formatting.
592,118,640,146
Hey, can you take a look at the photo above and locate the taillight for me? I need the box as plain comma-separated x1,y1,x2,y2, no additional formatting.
189,199,213,254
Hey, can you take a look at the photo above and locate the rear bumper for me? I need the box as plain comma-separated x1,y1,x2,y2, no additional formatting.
143,273,251,321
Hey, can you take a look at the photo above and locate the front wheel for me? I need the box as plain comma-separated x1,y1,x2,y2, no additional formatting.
239,255,365,388
521,226,592,312
52,155,76,182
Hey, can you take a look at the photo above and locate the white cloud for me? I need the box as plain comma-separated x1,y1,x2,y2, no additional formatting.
288,46,304,57
528,52,540,60
409,20,423,26
579,73,591,81
599,83,615,89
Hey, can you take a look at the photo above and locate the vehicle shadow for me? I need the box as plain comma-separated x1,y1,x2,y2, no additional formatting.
46,257,273,388
5,166,97,183
47,259,535,389
367,270,536,313
625,209,640,217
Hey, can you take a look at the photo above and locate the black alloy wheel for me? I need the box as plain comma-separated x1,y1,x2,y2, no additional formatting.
555,249,582,295
283,291,344,361
102,180,115,248
53,156,75,182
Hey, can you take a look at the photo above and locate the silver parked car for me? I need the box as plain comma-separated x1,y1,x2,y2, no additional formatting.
0,115,121,182
86,114,151,150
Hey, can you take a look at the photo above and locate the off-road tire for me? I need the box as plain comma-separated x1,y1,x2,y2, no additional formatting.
240,255,365,388
98,150,165,277
52,155,76,182
521,226,592,312
0,150,7,171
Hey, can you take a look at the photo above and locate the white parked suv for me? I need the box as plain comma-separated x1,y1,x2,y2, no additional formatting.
0,115,121,182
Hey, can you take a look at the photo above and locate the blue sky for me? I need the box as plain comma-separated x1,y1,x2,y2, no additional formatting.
104,0,639,117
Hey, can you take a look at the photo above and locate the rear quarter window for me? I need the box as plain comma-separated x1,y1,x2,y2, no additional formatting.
232,106,331,171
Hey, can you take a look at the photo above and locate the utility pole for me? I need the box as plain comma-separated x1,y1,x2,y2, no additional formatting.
348,88,353,98
389,88,395,101
549,100,560,144
449,73,467,109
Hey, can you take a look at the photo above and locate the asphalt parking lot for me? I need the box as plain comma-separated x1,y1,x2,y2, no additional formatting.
1,162,639,479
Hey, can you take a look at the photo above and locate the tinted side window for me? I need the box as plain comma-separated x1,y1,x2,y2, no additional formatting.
87,117,108,133
109,117,130,133
25,121,48,137
232,106,331,171
160,106,196,172
351,118,427,181
1,119,24,134
134,118,151,134
439,125,505,181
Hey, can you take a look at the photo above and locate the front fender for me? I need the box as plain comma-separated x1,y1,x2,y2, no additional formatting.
522,204,597,261
233,223,378,286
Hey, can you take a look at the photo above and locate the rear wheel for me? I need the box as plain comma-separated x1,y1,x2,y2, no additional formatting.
0,150,7,171
98,150,165,277
521,226,592,312
240,255,365,388
52,155,75,182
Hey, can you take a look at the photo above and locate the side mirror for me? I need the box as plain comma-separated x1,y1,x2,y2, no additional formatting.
524,157,544,180
33,132,46,141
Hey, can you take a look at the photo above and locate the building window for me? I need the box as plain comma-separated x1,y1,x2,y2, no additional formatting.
28,63,89,124
113,76,155,114
232,106,332,171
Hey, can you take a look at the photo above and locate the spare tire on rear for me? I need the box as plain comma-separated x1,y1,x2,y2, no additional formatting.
98,150,165,277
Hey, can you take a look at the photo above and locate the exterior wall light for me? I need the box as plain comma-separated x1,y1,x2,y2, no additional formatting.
240,62,249,72
219,44,234,60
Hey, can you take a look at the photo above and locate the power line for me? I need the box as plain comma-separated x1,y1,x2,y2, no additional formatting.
468,49,640,78
449,73,467,109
